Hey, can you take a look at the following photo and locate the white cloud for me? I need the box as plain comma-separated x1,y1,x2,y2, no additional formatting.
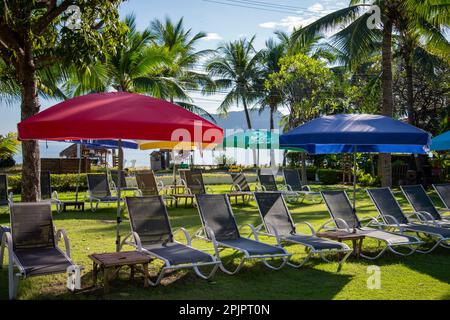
308,3,324,13
259,16,319,32
203,32,223,41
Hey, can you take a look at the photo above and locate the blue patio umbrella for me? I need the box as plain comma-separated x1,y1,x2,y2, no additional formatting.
280,114,431,211
431,131,450,151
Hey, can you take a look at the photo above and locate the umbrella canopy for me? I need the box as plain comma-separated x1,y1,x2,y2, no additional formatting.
280,114,431,154
431,131,450,151
18,92,222,143
18,92,223,252
222,129,279,150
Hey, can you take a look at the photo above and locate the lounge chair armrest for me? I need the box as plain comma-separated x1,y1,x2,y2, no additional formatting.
413,211,438,225
231,184,242,192
302,185,312,192
359,216,380,227
52,191,59,201
204,224,221,259
56,229,71,258
8,192,13,204
239,223,259,241
284,184,293,192
318,218,351,233
264,222,282,245
132,232,143,251
317,218,336,233
173,227,192,246
134,189,143,197
379,215,403,230
294,221,316,236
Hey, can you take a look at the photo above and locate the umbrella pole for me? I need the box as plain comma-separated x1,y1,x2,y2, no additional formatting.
75,143,82,202
353,146,357,213
116,139,123,252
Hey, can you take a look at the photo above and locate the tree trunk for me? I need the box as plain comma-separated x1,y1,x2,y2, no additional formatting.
19,42,41,202
404,46,414,125
242,98,257,166
269,105,276,166
379,20,394,187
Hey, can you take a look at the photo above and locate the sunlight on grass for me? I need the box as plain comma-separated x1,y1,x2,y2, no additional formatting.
0,184,449,300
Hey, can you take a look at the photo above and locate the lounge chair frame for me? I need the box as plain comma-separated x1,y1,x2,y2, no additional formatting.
319,190,423,260
194,194,291,275
122,196,220,286
257,172,301,203
0,202,79,299
228,173,254,204
367,188,450,253
254,192,351,269
40,171,62,213
400,185,450,227
282,169,323,204
85,173,123,212
134,171,175,206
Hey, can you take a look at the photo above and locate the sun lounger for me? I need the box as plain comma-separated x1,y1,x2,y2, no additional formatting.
135,171,175,206
110,170,139,192
195,194,290,275
283,168,322,203
254,192,351,269
0,202,80,299
40,171,62,213
175,169,212,207
123,196,220,285
257,172,301,202
401,185,450,228
319,190,423,260
228,173,254,203
86,173,123,212
367,188,450,253
433,184,450,210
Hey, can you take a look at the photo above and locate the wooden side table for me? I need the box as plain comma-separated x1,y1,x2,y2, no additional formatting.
61,201,85,212
89,251,151,293
316,230,365,259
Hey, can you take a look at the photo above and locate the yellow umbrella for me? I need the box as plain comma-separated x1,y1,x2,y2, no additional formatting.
138,140,216,150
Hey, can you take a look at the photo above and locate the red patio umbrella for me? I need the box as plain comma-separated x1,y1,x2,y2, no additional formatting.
18,92,223,251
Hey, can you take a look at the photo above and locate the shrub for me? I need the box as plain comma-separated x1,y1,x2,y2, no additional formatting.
306,166,317,181
317,169,342,185
0,156,16,168
8,174,88,193
357,172,380,187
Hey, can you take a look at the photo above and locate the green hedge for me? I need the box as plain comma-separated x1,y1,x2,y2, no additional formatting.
317,169,343,185
8,174,88,193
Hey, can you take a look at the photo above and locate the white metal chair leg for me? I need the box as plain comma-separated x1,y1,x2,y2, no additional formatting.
287,251,313,268
388,245,417,256
147,267,166,287
416,240,442,254
193,263,219,280
262,256,288,270
359,246,389,260
219,256,247,275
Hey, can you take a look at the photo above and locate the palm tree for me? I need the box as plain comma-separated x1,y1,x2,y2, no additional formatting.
63,15,215,121
292,0,449,187
206,36,263,129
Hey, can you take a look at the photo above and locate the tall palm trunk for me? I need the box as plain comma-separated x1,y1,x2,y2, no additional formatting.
379,20,394,187
269,104,276,166
19,38,41,201
404,45,414,125
242,97,257,166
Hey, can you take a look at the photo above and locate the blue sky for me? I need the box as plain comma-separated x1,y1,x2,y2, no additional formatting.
0,0,348,136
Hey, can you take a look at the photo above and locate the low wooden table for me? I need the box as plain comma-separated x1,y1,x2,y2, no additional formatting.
316,230,365,259
61,201,85,212
89,251,151,293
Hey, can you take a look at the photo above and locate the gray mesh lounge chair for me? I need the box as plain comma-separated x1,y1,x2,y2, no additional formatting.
228,173,254,204
195,194,291,275
257,172,300,202
0,174,12,207
123,196,219,286
283,168,322,204
401,185,450,228
110,170,139,192
433,184,450,210
254,192,351,269
135,171,175,206
319,190,423,260
367,188,450,253
40,171,62,213
175,169,212,207
0,202,80,299
86,173,123,212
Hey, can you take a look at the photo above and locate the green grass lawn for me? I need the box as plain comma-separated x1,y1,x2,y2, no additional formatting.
1,184,449,300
